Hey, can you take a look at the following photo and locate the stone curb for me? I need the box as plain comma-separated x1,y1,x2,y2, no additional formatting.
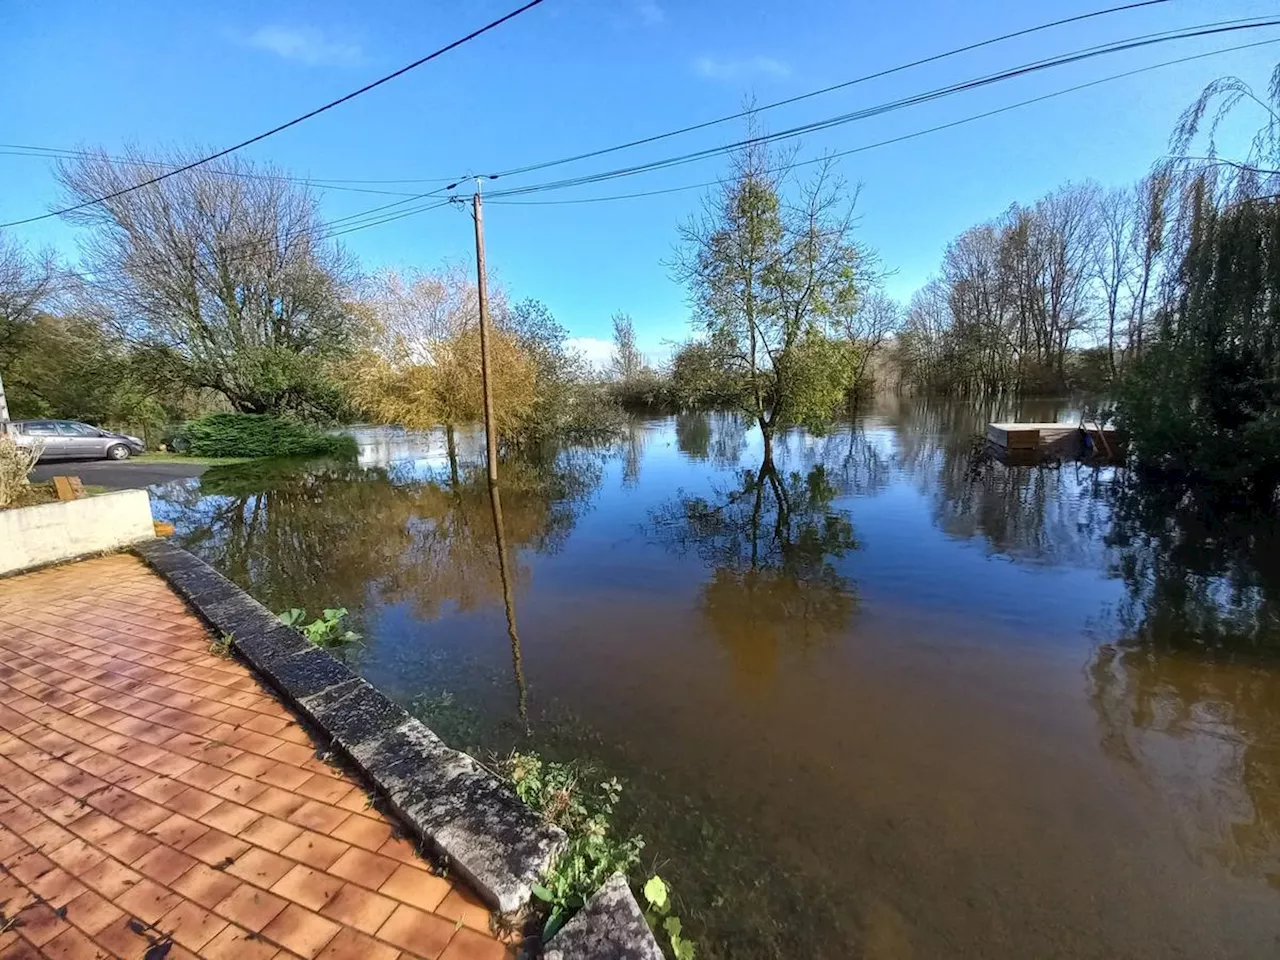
132,539,565,915
544,873,665,960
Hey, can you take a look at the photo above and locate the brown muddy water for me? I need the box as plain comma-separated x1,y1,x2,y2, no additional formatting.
152,397,1280,959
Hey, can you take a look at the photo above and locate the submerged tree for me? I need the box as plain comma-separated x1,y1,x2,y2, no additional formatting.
56,148,360,418
674,123,873,451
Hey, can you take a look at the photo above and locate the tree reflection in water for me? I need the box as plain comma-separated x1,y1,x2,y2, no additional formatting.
152,450,603,675
1088,478,1280,887
651,453,859,683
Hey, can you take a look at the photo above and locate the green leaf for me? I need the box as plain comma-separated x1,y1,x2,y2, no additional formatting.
543,908,567,941
663,916,682,938
642,875,668,912
530,883,553,903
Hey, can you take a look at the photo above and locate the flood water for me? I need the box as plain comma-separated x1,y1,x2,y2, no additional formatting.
151,397,1280,959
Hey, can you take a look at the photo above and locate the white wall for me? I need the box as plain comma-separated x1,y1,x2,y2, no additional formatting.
0,490,155,576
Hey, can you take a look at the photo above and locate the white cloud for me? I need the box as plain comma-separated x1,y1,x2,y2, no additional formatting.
636,1,664,25
565,336,616,373
694,55,791,82
244,26,363,66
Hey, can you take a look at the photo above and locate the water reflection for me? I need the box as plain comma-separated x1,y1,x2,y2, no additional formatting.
1087,478,1280,887
153,447,604,634
651,454,859,684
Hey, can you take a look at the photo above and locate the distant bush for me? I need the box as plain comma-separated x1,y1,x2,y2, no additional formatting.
180,413,357,460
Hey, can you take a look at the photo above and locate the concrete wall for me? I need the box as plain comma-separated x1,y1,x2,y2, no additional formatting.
0,489,155,576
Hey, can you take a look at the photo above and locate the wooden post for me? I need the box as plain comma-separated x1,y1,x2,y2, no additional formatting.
473,182,499,485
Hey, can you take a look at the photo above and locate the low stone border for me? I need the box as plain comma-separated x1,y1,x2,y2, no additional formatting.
133,539,563,914
544,873,665,960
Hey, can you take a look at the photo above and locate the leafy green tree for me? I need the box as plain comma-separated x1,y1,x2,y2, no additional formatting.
674,127,870,453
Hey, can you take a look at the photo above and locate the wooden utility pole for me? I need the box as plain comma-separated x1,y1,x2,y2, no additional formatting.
472,180,500,484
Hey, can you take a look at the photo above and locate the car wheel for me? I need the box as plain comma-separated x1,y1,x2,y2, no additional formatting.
106,443,131,461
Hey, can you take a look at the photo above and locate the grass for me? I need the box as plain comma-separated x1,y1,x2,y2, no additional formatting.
134,452,256,466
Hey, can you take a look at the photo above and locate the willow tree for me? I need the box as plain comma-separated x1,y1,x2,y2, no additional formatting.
674,127,869,455
1117,64,1280,492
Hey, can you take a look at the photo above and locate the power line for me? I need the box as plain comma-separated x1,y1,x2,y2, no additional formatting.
0,0,547,229
0,145,434,198
483,37,1280,207
56,29,1280,281
485,0,1185,182
476,18,1280,202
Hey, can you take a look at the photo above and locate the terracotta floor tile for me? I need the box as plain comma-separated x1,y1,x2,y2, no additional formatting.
61,889,125,936
375,903,456,958
438,927,513,960
261,903,342,959
239,816,304,853
212,883,290,932
211,774,269,807
330,814,391,852
166,787,224,820
326,848,399,891
201,800,263,835
271,864,345,912
96,825,159,866
378,864,451,913
319,884,398,937
256,765,313,792
295,775,352,806
315,926,399,960
0,936,42,960
177,762,233,791
40,926,105,960
79,856,143,899
172,863,243,910
132,844,198,886
16,903,71,946
280,831,349,871
248,787,309,820
27,867,86,909
287,801,348,835
147,813,210,850
434,886,494,935
226,848,294,889
201,922,281,960
116,877,182,923
46,839,104,878
183,829,250,868
155,897,229,951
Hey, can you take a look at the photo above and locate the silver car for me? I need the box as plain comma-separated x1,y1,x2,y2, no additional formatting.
5,419,146,461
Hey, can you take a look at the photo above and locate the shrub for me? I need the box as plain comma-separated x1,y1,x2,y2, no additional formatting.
180,413,357,460
0,436,43,508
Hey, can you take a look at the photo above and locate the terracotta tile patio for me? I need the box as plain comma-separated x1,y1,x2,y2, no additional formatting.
0,554,512,960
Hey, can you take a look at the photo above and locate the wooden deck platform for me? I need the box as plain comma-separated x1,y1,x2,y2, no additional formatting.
986,421,1124,458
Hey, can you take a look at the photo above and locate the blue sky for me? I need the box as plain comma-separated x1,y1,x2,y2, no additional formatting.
3,0,1278,363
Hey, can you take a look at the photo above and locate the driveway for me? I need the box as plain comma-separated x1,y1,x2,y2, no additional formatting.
30,459,208,490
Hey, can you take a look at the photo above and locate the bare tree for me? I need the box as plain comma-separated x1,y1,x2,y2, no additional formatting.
610,311,644,382
839,288,900,394
1092,186,1136,376
0,232,56,420
56,147,358,415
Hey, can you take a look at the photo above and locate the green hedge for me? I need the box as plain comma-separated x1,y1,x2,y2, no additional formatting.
181,414,357,460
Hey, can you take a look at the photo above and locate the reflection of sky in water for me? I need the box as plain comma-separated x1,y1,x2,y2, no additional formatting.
147,397,1280,960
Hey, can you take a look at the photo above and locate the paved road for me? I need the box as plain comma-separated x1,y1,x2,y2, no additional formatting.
30,459,207,490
